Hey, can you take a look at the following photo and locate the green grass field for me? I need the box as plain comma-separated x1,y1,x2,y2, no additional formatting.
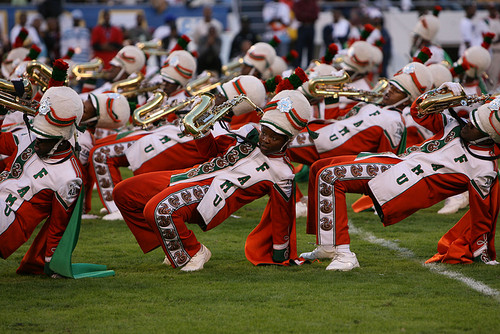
1,179,499,333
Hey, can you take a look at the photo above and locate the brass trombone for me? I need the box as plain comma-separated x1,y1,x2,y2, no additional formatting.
0,78,37,116
183,93,262,138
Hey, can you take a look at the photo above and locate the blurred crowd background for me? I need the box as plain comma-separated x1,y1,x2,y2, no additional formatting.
0,0,498,79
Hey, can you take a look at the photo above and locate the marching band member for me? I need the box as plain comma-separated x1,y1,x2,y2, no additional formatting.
94,74,267,221
401,50,452,148
0,86,85,275
286,61,433,166
79,45,146,97
300,82,499,270
410,6,452,65
438,34,495,215
334,41,383,117
113,89,312,271
241,42,277,80
89,50,197,219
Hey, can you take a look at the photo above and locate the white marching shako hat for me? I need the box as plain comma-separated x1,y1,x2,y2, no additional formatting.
371,45,383,68
243,42,276,75
470,98,500,143
89,92,130,129
160,50,196,87
412,14,440,41
427,63,452,88
390,62,432,101
342,41,377,75
300,63,337,98
32,86,84,140
260,90,312,138
220,75,266,116
1,47,29,78
459,45,492,79
266,56,288,78
110,45,146,75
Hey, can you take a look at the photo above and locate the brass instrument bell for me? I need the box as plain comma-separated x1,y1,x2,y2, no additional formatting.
0,78,37,116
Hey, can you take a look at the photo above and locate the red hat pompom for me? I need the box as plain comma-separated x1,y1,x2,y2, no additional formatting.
275,67,309,94
262,75,282,93
170,34,191,52
374,37,385,49
283,50,298,64
48,59,69,88
321,43,338,64
360,24,375,41
481,32,496,49
63,47,75,60
13,28,29,48
269,36,281,49
190,50,199,58
25,44,41,61
412,46,433,64
433,5,442,16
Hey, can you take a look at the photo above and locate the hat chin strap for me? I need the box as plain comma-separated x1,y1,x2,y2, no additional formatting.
386,96,410,110
47,138,64,157
113,67,127,82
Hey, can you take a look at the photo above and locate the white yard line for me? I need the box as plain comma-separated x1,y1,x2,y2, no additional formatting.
349,222,500,302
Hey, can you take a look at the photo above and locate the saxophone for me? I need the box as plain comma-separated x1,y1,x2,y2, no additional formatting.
416,86,492,116
183,94,262,138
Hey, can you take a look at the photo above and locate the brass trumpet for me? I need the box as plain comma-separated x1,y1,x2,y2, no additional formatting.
416,86,492,116
72,58,106,80
183,93,262,138
0,78,37,116
133,92,204,128
308,72,386,102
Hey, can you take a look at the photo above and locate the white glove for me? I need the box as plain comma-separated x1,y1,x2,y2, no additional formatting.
437,82,464,96
330,69,345,78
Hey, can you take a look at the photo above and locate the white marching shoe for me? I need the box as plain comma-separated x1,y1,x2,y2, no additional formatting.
299,245,336,260
102,210,124,221
437,192,469,215
163,256,171,266
326,252,360,271
181,244,211,272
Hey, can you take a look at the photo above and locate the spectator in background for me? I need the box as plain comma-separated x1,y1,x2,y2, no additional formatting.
125,12,152,45
60,9,91,64
322,9,350,50
191,6,223,47
196,25,222,76
229,16,258,59
10,11,43,50
152,15,178,66
44,17,60,63
483,2,500,89
29,13,48,62
262,0,291,57
459,1,484,57
91,9,123,69
292,0,319,68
